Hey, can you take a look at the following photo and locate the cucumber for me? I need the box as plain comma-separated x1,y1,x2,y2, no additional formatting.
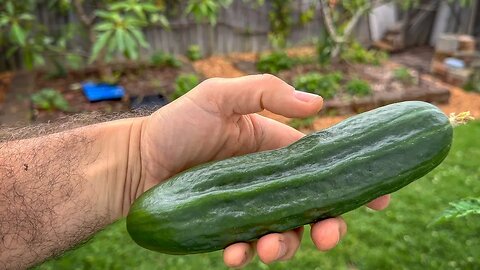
127,101,452,254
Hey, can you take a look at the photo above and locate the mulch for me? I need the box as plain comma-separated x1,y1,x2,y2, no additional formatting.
193,48,479,132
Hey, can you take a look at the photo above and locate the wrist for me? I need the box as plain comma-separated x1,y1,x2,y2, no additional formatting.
85,116,147,220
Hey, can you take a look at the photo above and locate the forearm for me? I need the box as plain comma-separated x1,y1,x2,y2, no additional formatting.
0,117,145,269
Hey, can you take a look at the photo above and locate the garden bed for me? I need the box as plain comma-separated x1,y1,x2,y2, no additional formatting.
0,46,465,125
31,60,198,122
233,57,450,115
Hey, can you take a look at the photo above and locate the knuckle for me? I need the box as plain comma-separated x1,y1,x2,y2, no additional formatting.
200,77,221,89
259,73,294,93
260,73,282,84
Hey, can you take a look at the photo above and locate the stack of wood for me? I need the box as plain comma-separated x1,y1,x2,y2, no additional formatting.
431,34,479,86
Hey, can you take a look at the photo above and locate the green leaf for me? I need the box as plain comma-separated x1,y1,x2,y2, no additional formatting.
89,31,112,63
6,1,14,14
124,16,146,27
33,53,45,67
19,13,35,21
0,15,9,26
143,3,160,12
133,6,146,20
115,29,126,54
66,53,83,69
123,31,138,60
150,13,169,27
23,50,34,70
94,22,115,31
431,198,480,225
158,15,170,28
53,95,70,111
129,28,149,48
109,2,127,11
11,22,26,46
6,46,18,58
95,10,116,20
106,33,118,55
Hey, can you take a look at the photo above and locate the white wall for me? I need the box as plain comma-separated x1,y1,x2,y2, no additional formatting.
369,3,398,41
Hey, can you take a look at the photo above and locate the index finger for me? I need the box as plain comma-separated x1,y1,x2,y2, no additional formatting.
189,74,324,118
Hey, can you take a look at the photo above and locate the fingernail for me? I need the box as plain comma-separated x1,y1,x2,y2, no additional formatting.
294,90,322,103
276,238,287,260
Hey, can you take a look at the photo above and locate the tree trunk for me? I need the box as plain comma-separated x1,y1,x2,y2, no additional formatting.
319,0,377,62
72,0,112,80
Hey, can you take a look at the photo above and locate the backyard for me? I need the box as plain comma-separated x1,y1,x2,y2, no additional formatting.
1,0,480,269
35,121,480,269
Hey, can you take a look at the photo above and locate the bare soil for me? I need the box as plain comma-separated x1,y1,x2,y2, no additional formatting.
1,46,478,128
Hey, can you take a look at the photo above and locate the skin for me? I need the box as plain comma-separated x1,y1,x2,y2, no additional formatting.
0,74,389,269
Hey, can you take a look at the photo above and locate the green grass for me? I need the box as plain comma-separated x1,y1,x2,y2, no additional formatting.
35,121,480,270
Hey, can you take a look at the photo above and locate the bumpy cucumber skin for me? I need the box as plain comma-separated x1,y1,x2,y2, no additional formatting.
127,101,452,254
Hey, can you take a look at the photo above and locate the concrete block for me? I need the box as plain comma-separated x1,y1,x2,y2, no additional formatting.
435,34,459,53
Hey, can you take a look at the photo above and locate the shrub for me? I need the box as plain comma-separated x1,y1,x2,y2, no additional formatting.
186,45,203,61
316,28,335,65
293,72,343,99
346,78,372,97
464,77,480,93
31,88,70,111
288,116,316,130
256,51,294,74
341,42,388,65
151,50,182,68
393,67,416,85
171,74,200,100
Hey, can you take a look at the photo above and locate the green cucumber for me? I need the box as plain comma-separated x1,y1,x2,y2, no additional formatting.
127,101,453,254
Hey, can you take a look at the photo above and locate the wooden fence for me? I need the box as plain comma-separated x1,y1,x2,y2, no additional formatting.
1,0,340,70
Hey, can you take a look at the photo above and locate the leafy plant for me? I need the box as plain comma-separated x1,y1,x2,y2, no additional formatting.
151,50,182,68
256,51,294,74
186,45,203,61
186,0,233,25
464,70,480,93
0,1,78,69
0,1,34,46
317,28,335,65
90,9,150,62
171,74,200,100
293,72,343,99
76,0,168,76
267,0,292,49
393,67,416,85
341,42,388,65
288,116,316,130
31,88,70,112
346,78,372,97
432,198,480,225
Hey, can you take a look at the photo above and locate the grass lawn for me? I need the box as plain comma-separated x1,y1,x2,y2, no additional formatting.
35,121,480,270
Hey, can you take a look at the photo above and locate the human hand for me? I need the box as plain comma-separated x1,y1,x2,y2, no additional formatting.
138,74,390,268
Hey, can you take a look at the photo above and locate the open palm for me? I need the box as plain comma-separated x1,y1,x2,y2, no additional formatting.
139,75,390,268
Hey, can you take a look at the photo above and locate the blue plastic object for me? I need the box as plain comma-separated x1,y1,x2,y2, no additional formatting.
82,82,125,102
444,58,465,69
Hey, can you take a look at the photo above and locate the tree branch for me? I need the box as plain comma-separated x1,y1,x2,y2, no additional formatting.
320,0,385,59
319,0,344,43
343,1,373,38
72,0,94,27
